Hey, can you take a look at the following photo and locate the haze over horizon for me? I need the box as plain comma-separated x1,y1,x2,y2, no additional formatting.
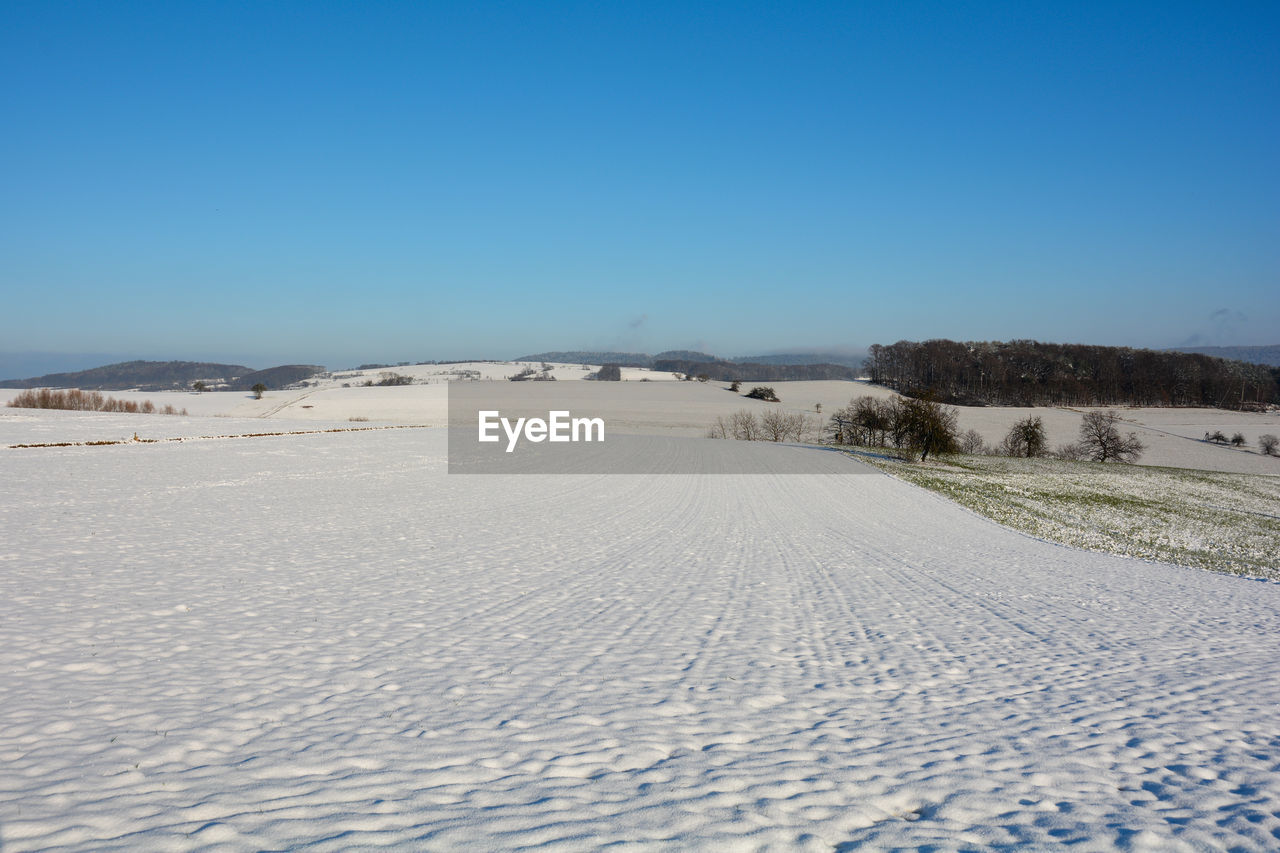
4,2,1276,373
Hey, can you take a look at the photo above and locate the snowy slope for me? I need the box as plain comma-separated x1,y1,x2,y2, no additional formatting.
3,427,1279,850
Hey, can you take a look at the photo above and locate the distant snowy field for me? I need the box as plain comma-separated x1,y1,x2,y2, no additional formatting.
4,366,1278,475
3,417,1280,850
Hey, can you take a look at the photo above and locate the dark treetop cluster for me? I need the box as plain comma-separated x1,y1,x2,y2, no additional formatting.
864,340,1279,409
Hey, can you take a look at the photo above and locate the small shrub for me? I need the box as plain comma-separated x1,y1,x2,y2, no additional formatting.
1260,434,1279,457
729,380,742,392
1230,433,1246,447
898,395,960,461
744,386,780,402
1054,442,1088,461
591,364,622,381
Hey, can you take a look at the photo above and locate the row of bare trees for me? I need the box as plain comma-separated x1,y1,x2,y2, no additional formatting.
865,339,1279,408
7,388,188,415
707,409,813,442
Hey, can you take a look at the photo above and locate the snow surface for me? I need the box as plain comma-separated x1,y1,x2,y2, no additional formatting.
3,422,1280,850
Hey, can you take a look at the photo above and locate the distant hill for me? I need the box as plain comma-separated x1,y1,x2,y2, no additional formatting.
517,351,653,366
226,365,325,391
651,350,719,363
518,349,864,369
0,360,327,391
0,360,253,391
1168,345,1280,368
654,358,859,382
734,352,866,369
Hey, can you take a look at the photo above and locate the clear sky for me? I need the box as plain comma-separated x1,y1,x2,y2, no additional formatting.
2,1,1277,371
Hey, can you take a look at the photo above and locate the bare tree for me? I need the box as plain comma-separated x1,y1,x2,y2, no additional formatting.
730,409,760,441
959,428,987,455
760,409,793,442
792,412,814,442
1001,415,1047,457
826,407,854,445
1230,432,1246,447
850,396,895,446
706,416,730,439
1078,410,1145,463
774,411,808,442
1260,434,1279,456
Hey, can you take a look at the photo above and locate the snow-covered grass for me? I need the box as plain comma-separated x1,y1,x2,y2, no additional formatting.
855,451,1280,580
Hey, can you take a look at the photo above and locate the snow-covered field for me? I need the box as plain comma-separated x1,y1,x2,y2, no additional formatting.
4,416,1280,850
5,374,1278,475
309,361,681,387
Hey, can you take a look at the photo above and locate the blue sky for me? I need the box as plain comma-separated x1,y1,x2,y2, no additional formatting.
2,1,1276,372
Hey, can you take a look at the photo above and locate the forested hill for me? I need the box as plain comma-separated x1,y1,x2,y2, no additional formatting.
0,360,253,390
0,361,326,392
864,340,1279,409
